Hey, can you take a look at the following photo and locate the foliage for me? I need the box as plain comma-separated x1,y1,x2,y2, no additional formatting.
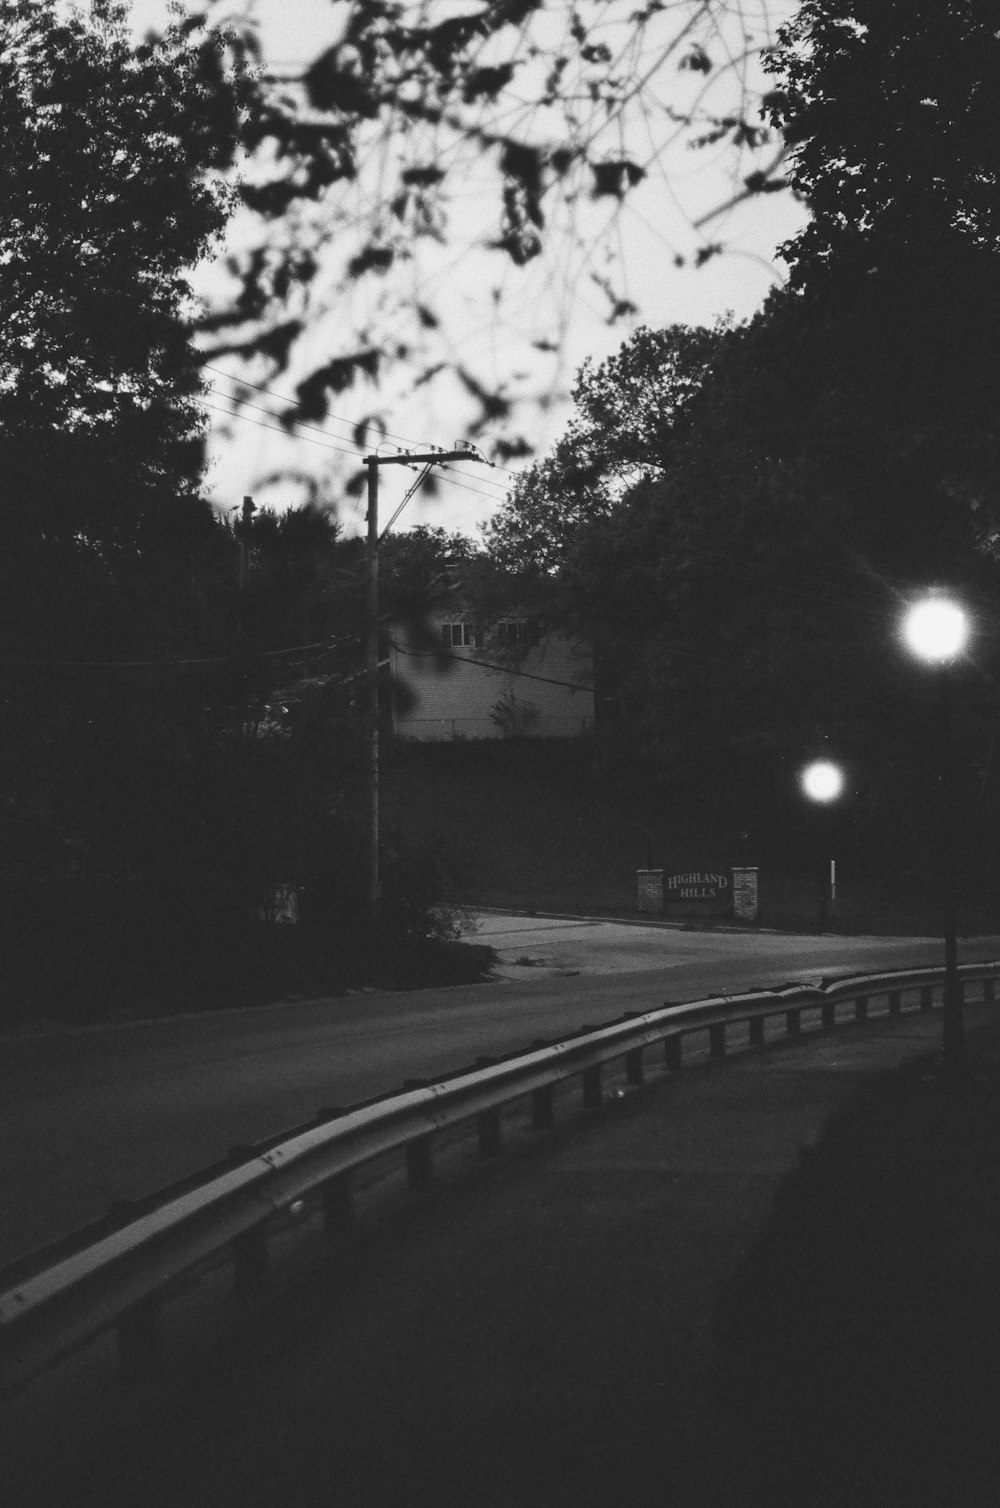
184,0,788,473
0,0,249,659
498,0,1000,848
485,322,726,572
764,0,1000,288
0,0,472,1020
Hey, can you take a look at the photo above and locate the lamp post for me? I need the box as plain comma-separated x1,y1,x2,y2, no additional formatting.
901,594,969,1080
800,759,845,927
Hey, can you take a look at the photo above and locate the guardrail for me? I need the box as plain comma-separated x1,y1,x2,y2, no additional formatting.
2,959,997,1397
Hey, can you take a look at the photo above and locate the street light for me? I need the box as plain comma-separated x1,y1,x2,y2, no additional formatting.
800,759,846,927
800,759,845,805
901,593,969,1080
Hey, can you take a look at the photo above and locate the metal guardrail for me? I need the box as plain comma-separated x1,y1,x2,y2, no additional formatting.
2,959,997,1396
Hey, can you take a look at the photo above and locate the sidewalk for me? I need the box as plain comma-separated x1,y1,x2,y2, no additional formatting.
7,1005,993,1507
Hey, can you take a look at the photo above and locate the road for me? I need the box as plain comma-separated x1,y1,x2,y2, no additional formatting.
2,912,997,1268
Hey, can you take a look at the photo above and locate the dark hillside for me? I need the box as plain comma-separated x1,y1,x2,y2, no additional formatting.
381,738,1000,935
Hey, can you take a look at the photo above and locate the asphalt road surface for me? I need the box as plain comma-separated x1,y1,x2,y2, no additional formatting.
2,912,997,1268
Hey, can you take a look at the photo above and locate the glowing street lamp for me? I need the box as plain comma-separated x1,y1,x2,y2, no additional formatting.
800,759,846,926
901,593,970,1079
901,596,969,665
800,759,845,805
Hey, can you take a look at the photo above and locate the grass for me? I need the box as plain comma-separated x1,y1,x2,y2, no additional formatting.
711,1020,1000,1507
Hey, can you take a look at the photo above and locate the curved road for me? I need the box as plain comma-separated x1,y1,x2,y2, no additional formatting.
2,913,997,1266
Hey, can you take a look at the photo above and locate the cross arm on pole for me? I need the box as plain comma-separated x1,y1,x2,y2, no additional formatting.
364,450,483,467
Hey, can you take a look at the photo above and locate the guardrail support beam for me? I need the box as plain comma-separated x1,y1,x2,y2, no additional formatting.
664,1035,682,1070
625,1047,644,1085
709,1023,726,1058
920,985,933,1012
117,1294,160,1383
321,1172,353,1232
888,990,902,1017
984,978,995,1004
785,1008,801,1037
582,1065,602,1109
531,1084,554,1130
748,1016,765,1047
478,1107,502,1158
855,995,869,1023
233,1227,271,1298
407,1135,434,1190
822,1001,836,1031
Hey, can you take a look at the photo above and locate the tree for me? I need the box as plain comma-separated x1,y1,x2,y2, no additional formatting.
0,0,248,656
0,1,253,1021
763,0,1000,288
505,0,1000,854
486,322,726,573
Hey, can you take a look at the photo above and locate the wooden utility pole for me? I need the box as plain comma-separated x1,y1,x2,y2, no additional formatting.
237,495,255,642
238,495,255,592
363,449,489,935
365,457,380,923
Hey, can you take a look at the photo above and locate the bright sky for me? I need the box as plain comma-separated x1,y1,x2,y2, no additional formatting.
126,0,808,537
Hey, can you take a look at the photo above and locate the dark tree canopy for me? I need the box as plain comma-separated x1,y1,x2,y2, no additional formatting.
485,322,726,573
0,0,248,654
488,0,1000,841
764,0,1000,286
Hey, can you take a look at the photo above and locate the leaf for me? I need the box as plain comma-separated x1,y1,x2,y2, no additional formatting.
401,166,446,187
462,63,517,103
294,350,382,419
591,160,646,198
303,48,379,118
347,245,395,279
679,44,712,73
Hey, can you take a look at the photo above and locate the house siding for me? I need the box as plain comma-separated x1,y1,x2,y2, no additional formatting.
390,624,594,741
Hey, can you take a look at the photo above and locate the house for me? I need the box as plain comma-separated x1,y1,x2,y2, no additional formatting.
388,593,594,741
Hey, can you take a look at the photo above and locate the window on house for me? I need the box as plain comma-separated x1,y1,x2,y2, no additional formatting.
441,621,478,649
496,619,530,648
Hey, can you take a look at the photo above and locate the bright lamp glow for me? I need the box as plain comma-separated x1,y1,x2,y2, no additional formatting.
801,760,845,803
902,597,968,663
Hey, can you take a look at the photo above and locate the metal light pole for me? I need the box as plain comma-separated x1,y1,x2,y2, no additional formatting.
901,594,970,1080
800,759,845,928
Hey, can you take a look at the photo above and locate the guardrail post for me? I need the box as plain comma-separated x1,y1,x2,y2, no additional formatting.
920,986,933,1012
709,1023,726,1058
854,995,869,1023
582,1065,602,1108
748,1016,765,1047
406,1135,434,1189
785,1008,801,1037
821,1001,836,1031
664,1035,682,1070
233,1227,271,1298
478,1107,502,1158
984,977,995,1004
321,1171,353,1233
888,990,902,1017
625,1047,644,1085
117,1294,160,1383
531,1084,554,1129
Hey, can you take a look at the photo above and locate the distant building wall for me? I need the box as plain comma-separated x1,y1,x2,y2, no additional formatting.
390,620,594,741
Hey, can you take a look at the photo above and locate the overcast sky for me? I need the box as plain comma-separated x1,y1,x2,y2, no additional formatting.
127,0,808,536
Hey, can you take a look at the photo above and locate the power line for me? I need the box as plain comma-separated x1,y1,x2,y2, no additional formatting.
201,363,519,482
390,638,595,696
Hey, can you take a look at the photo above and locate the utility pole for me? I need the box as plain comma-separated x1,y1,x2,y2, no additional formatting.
238,495,255,593
237,495,255,642
363,449,490,938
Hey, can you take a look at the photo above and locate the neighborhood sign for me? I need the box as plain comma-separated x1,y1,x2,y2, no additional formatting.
637,866,757,919
664,871,730,904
